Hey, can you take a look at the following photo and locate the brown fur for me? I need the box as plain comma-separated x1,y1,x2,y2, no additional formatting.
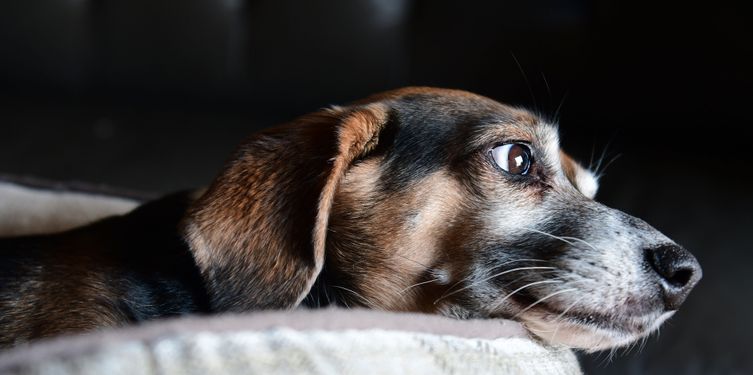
183,104,390,311
1,261,128,345
4,87,675,350
327,167,468,310
1,192,205,347
559,151,598,198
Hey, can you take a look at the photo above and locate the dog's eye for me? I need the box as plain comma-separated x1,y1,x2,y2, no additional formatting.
491,144,532,175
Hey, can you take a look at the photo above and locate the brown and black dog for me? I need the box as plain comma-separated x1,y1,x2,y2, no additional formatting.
0,87,701,351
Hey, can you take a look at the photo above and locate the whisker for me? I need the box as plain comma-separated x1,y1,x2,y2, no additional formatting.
541,72,552,103
511,51,539,113
323,284,332,306
395,253,433,272
560,236,600,253
553,90,569,124
595,153,622,179
621,340,633,356
434,258,552,304
592,133,620,178
637,334,650,354
523,227,603,254
593,142,610,176
399,278,441,294
513,288,578,319
523,324,556,334
498,270,563,291
434,266,556,305
522,227,577,246
340,297,351,309
604,347,617,365
491,279,563,311
331,285,375,307
551,294,587,342
554,294,586,322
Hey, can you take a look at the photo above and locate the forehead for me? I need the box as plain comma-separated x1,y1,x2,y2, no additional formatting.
390,92,555,143
373,92,560,189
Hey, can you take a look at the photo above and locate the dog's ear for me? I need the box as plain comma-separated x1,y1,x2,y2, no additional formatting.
183,103,390,311
560,151,599,199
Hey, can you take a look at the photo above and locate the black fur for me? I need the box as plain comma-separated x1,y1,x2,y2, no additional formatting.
0,192,210,346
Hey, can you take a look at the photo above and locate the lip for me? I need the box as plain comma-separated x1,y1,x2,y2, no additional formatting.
517,306,676,350
559,311,662,334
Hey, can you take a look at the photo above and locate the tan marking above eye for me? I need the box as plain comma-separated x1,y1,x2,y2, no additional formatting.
559,151,599,198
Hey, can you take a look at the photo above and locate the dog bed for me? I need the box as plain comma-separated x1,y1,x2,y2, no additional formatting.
0,176,581,375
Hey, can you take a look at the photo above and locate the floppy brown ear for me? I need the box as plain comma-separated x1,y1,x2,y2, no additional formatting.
560,151,599,199
183,103,389,311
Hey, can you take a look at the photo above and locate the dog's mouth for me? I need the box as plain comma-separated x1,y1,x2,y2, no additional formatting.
515,304,675,351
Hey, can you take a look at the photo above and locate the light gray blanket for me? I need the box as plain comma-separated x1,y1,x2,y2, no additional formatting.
0,178,581,374
0,310,580,375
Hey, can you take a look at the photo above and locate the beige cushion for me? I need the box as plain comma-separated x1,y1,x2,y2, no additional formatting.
0,178,581,375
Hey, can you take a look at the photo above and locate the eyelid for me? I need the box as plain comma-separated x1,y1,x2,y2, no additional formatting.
489,142,534,176
488,141,535,162
490,139,532,149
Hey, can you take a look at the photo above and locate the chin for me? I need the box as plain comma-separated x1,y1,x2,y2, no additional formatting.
519,309,676,352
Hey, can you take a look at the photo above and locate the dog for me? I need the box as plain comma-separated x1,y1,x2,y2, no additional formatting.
0,87,701,351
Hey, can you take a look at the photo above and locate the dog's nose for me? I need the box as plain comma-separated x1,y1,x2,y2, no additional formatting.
645,244,702,310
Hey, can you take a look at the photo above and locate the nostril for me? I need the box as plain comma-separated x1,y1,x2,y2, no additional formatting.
665,267,692,288
645,244,702,310
645,245,695,288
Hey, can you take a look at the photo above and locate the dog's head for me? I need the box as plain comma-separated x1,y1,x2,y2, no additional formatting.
184,87,701,351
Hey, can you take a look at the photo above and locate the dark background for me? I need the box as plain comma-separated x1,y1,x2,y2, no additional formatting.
1,1,751,373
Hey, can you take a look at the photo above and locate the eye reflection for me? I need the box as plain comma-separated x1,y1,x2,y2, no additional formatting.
491,144,532,175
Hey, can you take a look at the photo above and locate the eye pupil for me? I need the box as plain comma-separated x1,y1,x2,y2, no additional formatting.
508,145,528,174
491,143,532,175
